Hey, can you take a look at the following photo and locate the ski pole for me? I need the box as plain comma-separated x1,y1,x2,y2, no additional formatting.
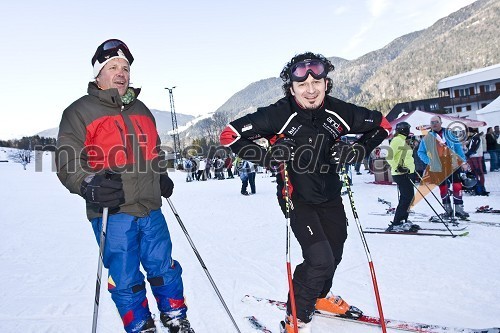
414,171,449,213
165,198,242,333
92,207,109,333
408,177,456,236
414,171,460,225
341,164,388,333
283,161,299,333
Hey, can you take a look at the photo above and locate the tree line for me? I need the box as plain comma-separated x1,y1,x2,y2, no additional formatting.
0,135,57,151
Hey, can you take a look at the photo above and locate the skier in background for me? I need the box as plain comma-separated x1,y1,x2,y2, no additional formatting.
417,115,469,219
386,122,420,232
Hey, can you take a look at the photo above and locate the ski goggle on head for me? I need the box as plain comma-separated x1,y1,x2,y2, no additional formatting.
91,39,134,66
289,59,327,82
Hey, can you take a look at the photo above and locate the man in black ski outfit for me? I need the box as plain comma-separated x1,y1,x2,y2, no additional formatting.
220,52,391,332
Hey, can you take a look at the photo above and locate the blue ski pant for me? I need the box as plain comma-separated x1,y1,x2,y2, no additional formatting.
91,209,186,333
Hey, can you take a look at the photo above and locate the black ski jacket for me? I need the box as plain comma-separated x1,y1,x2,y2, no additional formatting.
220,95,391,204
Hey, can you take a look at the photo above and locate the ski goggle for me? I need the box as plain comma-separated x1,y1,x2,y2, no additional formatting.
91,39,134,66
289,60,327,82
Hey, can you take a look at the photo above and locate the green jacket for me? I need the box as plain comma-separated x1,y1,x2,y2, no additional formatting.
388,134,415,175
56,82,167,220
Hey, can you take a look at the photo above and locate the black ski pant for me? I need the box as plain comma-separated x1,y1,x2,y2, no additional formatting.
392,173,415,224
285,197,348,323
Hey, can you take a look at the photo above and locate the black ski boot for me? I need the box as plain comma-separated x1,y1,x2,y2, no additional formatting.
140,317,156,332
160,313,195,333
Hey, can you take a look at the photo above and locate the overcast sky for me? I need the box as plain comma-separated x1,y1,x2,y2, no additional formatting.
0,0,477,139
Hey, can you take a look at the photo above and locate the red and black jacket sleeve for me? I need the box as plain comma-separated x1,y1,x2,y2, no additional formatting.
331,98,391,155
220,104,283,164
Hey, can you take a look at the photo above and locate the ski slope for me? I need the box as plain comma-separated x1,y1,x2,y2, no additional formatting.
0,151,499,333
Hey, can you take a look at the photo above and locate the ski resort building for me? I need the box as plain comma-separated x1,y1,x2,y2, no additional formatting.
437,63,500,117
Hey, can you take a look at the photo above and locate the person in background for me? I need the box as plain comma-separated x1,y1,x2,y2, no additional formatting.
220,52,391,333
196,158,207,181
411,136,425,179
205,157,212,179
465,128,488,196
224,155,234,179
486,127,499,172
386,122,419,232
56,39,194,333
417,115,469,219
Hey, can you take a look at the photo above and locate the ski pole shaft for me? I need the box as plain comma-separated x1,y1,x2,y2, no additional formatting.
166,198,242,333
408,177,456,236
414,171,448,212
341,164,387,333
92,207,109,333
283,162,299,333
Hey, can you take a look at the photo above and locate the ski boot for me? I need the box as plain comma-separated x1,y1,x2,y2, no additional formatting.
443,202,453,218
402,220,420,232
315,294,363,319
455,204,469,219
160,313,195,333
139,317,156,333
280,315,312,333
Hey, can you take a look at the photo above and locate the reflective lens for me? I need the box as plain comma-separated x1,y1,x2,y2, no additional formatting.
290,60,326,82
92,39,134,66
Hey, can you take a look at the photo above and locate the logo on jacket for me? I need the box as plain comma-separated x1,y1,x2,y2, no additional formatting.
242,124,253,132
322,117,343,138
287,125,302,136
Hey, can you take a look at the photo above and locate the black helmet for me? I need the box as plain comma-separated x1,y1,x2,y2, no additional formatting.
395,122,411,137
460,171,478,189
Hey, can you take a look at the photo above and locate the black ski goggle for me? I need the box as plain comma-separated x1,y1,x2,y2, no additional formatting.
91,39,134,66
290,60,327,82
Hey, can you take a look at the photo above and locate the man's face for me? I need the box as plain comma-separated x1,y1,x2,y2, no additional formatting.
95,58,130,96
430,116,442,132
495,126,499,133
290,75,326,110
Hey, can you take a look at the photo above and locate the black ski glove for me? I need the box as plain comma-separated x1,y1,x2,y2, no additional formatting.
80,173,124,209
330,141,366,164
160,173,174,198
269,137,296,162
395,165,410,174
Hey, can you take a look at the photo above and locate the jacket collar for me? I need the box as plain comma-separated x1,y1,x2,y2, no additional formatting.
290,96,325,120
87,82,141,107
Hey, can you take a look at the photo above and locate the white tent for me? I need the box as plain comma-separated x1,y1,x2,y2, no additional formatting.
390,110,486,136
476,95,500,130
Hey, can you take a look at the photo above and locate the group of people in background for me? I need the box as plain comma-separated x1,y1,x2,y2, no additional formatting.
181,154,259,196
385,116,499,233
182,155,235,182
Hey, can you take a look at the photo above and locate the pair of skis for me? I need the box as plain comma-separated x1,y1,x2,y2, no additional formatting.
243,295,499,333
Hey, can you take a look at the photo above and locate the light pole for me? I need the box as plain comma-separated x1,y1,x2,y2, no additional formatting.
165,86,181,167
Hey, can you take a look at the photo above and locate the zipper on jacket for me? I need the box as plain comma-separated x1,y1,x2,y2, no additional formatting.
114,120,129,159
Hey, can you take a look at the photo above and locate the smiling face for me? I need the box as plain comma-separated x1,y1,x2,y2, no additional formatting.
95,58,130,96
290,75,326,110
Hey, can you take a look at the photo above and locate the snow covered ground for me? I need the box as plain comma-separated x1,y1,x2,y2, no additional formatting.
1,151,499,333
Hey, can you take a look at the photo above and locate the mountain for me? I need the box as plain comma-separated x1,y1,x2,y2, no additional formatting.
36,110,195,139
179,0,499,140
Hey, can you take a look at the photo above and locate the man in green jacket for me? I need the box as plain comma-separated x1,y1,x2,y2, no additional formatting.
386,122,419,232
56,39,194,333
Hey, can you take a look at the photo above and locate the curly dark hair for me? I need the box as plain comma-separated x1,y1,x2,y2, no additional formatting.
280,52,335,97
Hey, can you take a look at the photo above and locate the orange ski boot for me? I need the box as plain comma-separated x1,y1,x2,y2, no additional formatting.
315,294,363,319
279,315,312,333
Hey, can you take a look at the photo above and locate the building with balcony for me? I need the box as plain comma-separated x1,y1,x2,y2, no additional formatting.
437,63,500,117
388,63,500,123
